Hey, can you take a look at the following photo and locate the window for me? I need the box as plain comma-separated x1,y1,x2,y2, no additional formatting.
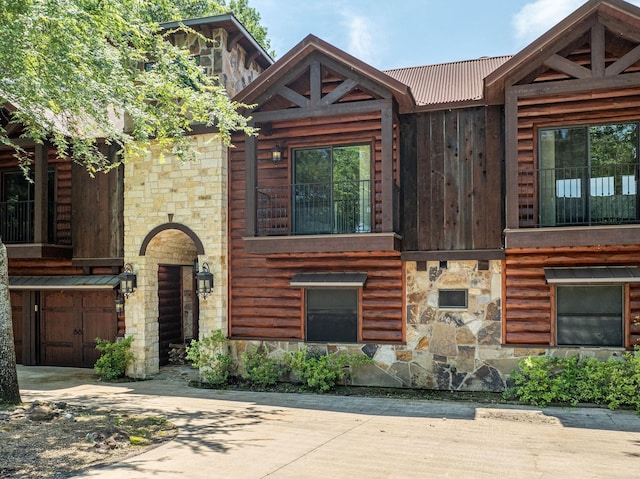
293,144,371,235
438,289,468,309
305,288,358,343
539,123,639,226
556,285,623,347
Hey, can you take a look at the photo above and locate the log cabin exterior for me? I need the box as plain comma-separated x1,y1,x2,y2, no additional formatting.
0,121,124,368
485,0,640,354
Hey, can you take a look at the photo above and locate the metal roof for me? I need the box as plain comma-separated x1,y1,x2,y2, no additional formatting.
9,275,120,290
290,272,368,288
544,267,640,284
384,56,512,107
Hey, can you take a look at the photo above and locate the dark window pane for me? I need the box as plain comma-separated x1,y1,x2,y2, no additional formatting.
306,289,358,343
556,285,622,347
438,289,468,309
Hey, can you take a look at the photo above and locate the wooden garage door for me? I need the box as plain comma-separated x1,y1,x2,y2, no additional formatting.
158,265,182,366
40,290,116,367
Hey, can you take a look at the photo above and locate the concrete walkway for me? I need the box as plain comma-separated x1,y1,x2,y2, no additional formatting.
17,365,640,479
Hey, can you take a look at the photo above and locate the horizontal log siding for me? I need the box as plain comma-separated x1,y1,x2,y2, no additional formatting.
229,113,404,342
504,245,640,346
402,107,503,251
516,87,640,226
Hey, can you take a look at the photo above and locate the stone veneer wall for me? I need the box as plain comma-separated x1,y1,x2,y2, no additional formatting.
123,134,228,377
172,28,262,97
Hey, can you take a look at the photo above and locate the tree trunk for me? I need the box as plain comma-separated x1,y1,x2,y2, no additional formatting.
0,242,21,404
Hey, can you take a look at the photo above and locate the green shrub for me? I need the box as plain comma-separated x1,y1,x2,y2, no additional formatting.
241,345,288,388
505,349,640,412
94,336,134,381
289,348,372,392
186,330,236,386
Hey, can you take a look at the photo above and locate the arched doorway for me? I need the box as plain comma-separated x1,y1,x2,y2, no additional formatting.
139,223,204,366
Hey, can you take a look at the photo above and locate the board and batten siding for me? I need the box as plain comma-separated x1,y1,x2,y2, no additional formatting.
400,106,503,251
229,112,404,343
503,245,640,346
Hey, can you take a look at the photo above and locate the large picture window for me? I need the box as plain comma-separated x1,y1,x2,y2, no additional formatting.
293,144,371,235
539,123,639,226
556,285,623,347
305,288,358,343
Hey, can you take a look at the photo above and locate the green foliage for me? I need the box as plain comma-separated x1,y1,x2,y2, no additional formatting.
241,345,288,388
505,349,640,412
0,0,257,175
186,330,236,386
289,348,372,393
94,336,134,381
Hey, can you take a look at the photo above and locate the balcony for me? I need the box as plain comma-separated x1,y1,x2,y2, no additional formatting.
245,179,400,254
518,162,639,228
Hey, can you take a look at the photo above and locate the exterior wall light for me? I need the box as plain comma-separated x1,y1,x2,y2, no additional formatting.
271,144,283,164
115,295,125,314
196,263,214,299
119,263,137,298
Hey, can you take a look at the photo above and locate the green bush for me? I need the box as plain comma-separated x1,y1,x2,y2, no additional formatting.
241,345,288,388
505,349,640,412
94,336,134,381
289,348,372,392
186,330,236,386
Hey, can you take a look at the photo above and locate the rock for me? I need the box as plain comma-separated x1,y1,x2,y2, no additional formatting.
28,405,55,422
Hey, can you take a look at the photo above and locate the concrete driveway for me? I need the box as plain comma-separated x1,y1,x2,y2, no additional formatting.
17,365,640,479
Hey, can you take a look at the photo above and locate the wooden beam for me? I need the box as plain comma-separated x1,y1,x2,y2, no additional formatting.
504,90,519,229
310,60,322,105
33,143,48,244
226,31,242,52
543,53,592,79
606,43,640,76
245,133,257,237
591,23,605,78
512,71,640,98
401,249,506,261
381,101,394,232
275,85,310,108
244,50,259,69
250,98,390,123
320,78,357,106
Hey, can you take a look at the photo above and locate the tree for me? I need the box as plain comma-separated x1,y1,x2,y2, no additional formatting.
0,0,268,404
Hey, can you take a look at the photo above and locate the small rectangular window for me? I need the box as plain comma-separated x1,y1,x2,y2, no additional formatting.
438,289,468,309
306,288,358,343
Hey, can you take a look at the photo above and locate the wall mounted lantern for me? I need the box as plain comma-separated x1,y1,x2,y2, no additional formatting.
271,144,283,164
119,263,137,298
196,263,214,299
115,295,125,314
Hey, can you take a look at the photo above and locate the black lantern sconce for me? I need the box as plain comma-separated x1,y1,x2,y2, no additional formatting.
196,263,214,299
271,144,283,164
115,295,125,314
119,263,137,298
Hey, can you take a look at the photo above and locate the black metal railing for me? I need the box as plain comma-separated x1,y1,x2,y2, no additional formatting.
519,163,639,227
0,200,69,244
257,180,375,236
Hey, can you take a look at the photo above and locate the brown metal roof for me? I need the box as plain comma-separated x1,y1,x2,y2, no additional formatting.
384,56,512,107
9,275,120,290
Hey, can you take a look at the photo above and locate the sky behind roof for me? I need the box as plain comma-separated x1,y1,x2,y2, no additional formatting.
250,0,640,70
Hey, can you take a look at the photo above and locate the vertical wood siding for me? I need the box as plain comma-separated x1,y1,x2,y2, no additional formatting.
401,106,503,251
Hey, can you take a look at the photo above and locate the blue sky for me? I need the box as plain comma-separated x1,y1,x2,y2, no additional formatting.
250,0,640,70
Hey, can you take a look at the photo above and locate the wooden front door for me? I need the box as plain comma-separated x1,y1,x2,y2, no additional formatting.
40,290,116,367
10,291,23,364
158,265,182,366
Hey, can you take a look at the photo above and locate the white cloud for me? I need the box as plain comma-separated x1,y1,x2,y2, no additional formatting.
341,12,376,65
513,0,640,46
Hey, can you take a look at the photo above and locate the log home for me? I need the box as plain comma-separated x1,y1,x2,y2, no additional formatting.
484,0,640,353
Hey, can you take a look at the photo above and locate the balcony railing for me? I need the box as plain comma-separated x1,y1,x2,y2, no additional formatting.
0,200,70,244
257,180,375,236
519,163,639,227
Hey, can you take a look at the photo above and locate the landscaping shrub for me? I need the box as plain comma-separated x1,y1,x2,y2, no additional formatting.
94,336,134,381
504,348,640,412
241,345,289,388
186,330,236,386
289,348,372,392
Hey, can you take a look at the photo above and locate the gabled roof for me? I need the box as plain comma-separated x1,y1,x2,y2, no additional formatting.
385,56,512,109
484,0,640,104
234,34,415,113
161,13,273,70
